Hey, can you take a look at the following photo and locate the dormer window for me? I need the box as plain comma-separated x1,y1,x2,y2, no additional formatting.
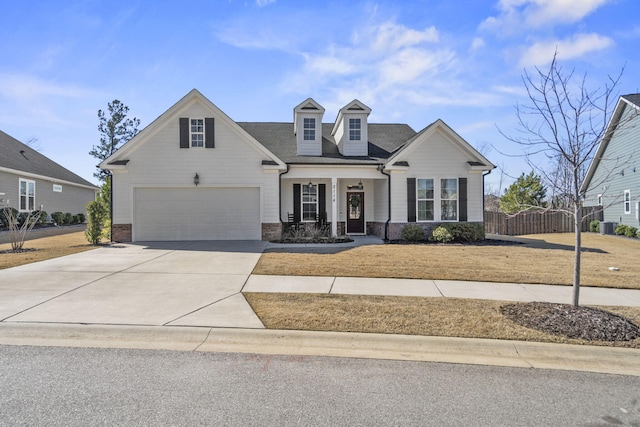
303,118,315,141
190,119,204,147
349,118,361,141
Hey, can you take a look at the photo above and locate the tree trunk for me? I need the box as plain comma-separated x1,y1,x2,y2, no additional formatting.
573,204,581,307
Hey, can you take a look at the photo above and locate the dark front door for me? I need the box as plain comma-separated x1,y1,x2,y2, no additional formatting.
346,192,365,234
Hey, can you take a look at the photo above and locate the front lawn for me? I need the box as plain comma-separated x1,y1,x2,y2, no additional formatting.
254,233,640,289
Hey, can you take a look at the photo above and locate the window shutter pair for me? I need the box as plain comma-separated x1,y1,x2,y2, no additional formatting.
292,183,326,223
179,117,215,148
406,178,467,222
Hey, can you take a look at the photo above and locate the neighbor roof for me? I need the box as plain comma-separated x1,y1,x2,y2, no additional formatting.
237,122,416,164
0,130,96,188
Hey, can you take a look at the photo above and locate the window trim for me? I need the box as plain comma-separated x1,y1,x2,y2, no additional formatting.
349,118,361,141
440,178,458,221
597,194,602,206
19,178,35,212
301,183,318,222
415,178,459,222
303,117,315,141
416,178,435,222
624,189,631,214
190,118,204,148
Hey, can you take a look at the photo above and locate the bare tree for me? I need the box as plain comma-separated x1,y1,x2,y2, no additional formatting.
503,51,623,306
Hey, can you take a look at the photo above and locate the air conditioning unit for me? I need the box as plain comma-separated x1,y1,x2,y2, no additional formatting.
600,221,616,235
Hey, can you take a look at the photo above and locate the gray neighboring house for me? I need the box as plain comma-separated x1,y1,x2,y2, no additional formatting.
581,94,640,227
0,130,98,220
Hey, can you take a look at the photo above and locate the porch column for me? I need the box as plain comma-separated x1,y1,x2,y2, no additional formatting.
331,176,338,237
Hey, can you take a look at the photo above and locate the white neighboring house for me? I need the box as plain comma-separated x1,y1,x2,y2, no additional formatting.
0,130,97,220
100,89,495,242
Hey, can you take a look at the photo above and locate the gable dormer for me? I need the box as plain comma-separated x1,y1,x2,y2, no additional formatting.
331,100,371,156
294,98,325,156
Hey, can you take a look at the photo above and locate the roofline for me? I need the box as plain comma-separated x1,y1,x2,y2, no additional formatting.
0,166,99,191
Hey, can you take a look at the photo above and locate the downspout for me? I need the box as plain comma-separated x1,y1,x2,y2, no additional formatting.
379,164,391,240
278,164,290,224
482,169,492,224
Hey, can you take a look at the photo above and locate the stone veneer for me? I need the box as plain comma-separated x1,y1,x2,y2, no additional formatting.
112,223,132,242
261,223,281,241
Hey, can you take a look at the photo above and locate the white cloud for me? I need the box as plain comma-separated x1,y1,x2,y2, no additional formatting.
518,32,614,67
481,0,612,33
470,37,486,51
255,0,276,7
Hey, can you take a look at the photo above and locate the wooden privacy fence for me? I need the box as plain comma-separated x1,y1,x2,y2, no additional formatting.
484,207,603,236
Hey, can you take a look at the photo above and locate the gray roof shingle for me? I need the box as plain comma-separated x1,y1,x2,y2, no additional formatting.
622,94,640,107
237,122,416,164
0,130,96,187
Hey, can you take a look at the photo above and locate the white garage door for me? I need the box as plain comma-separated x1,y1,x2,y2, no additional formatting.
134,187,260,241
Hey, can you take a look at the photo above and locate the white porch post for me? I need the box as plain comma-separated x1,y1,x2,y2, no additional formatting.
331,176,338,237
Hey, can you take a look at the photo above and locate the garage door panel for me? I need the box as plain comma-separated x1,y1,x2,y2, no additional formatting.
134,187,260,241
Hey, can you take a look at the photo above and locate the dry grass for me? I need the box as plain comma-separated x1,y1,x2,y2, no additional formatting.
244,292,640,348
0,232,96,269
254,233,640,289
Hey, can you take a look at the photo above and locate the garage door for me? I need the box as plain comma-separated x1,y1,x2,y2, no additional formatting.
134,187,260,241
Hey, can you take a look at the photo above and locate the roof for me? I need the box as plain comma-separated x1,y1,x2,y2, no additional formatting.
621,94,640,107
237,122,416,164
0,130,96,188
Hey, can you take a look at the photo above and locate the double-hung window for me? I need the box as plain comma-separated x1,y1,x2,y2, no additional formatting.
190,119,204,147
440,178,458,221
303,118,315,140
597,194,603,206
349,118,361,140
417,179,434,221
624,190,631,214
19,178,35,211
302,184,317,221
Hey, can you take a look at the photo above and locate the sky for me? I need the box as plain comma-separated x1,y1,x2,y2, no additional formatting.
1,0,638,193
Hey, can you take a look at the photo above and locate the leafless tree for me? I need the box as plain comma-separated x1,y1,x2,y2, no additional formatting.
502,51,624,306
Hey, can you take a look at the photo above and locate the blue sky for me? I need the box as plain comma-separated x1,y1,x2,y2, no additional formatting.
1,0,638,192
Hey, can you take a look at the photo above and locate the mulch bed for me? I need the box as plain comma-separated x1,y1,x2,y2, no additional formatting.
385,239,522,246
501,302,640,341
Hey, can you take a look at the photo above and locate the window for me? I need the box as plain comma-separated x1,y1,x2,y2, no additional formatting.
190,119,204,147
349,118,361,140
441,178,458,221
303,118,315,141
624,190,631,214
19,179,35,211
597,194,602,206
302,184,317,221
417,179,434,221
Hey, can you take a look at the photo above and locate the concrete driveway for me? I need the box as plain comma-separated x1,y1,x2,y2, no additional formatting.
0,241,267,328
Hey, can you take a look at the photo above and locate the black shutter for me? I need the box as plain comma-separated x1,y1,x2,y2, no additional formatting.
407,178,416,222
179,118,189,148
459,178,468,222
293,184,301,223
205,117,215,148
318,184,326,219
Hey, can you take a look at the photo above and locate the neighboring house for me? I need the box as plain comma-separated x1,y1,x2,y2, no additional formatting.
0,130,98,220
581,94,640,227
100,89,495,242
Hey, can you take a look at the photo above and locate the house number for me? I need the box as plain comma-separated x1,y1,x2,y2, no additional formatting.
332,183,336,202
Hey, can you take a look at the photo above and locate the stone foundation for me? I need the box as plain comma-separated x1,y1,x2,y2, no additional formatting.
261,223,281,241
368,222,386,238
112,223,132,242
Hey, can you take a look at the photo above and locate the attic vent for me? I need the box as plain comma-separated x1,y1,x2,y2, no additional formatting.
348,105,365,110
301,104,318,110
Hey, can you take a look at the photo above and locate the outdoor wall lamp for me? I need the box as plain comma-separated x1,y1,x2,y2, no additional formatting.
308,180,314,188
194,173,200,186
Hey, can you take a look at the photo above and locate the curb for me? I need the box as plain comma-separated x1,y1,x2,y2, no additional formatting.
1,323,638,377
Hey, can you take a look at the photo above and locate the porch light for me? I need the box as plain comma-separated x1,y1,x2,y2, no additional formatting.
194,173,200,186
308,180,314,188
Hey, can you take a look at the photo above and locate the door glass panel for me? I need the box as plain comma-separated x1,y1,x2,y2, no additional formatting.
349,194,361,219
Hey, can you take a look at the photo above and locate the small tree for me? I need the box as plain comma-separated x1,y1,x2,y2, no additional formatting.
502,51,623,306
2,208,41,252
499,171,547,214
89,100,140,183
85,201,107,245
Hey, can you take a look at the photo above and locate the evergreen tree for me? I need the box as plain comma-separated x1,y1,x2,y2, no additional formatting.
499,171,547,214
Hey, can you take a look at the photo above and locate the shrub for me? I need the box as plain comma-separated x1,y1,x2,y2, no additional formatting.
63,212,73,224
637,229,640,239
589,220,600,233
76,213,86,224
615,224,628,236
17,212,30,227
85,201,107,245
0,207,18,227
431,226,453,243
51,212,65,225
401,224,424,242
625,226,638,238
443,223,485,242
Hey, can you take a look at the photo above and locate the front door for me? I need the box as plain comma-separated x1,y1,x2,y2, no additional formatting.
346,192,365,234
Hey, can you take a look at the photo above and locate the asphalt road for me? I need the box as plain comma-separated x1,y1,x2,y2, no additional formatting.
1,345,638,426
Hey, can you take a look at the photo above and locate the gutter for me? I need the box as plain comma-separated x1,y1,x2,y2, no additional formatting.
378,164,391,240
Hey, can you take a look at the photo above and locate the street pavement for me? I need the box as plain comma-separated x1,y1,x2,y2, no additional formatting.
1,237,639,376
